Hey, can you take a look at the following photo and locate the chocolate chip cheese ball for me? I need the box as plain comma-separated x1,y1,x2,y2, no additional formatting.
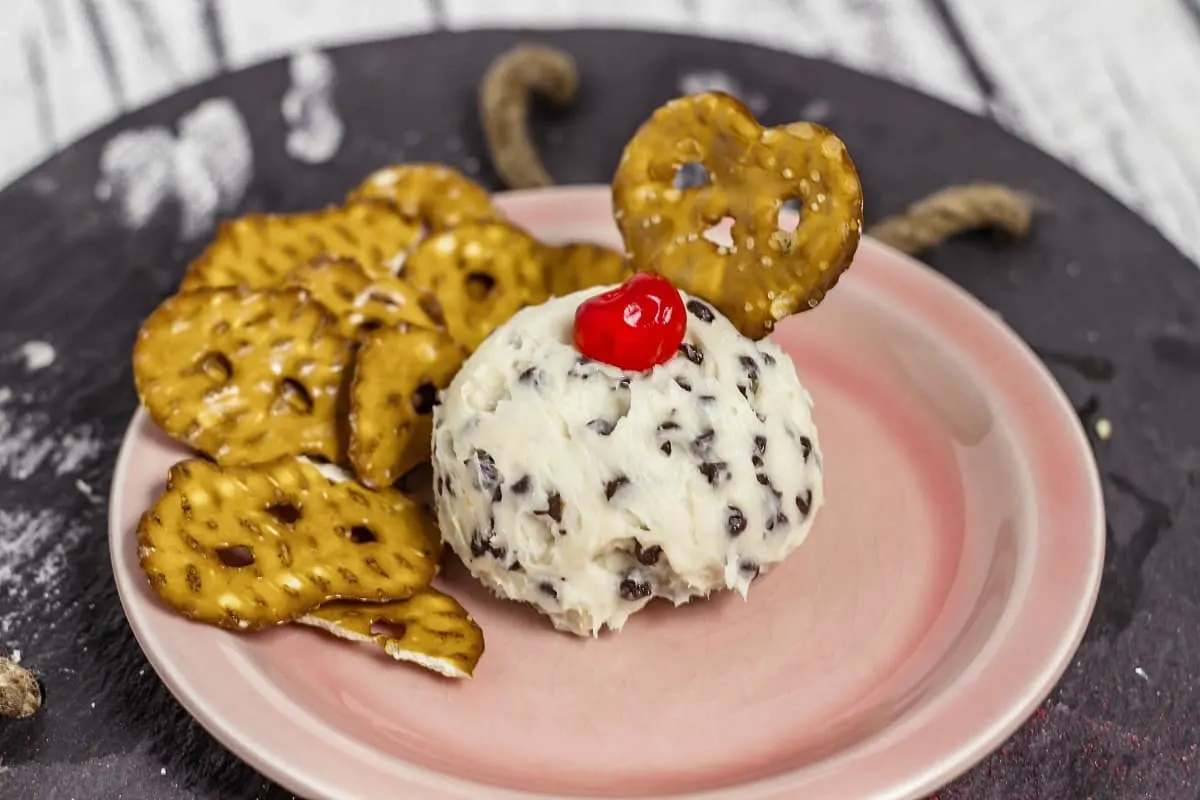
431,286,824,636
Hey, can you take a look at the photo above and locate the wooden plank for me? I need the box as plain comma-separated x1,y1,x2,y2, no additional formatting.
214,0,435,68
440,0,697,29
942,0,1200,264
692,0,985,112
88,0,224,111
0,16,52,188
22,0,120,147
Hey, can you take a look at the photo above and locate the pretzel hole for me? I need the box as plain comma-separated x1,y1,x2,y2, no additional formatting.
703,216,736,246
412,381,438,415
419,294,447,326
778,198,803,232
266,502,301,524
465,272,497,301
216,545,255,568
278,379,314,415
198,352,233,383
673,162,710,191
349,525,378,543
370,620,408,639
367,291,401,308
358,318,384,333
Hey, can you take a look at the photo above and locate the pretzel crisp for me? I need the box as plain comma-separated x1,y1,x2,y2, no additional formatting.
347,164,499,231
286,256,440,340
349,325,467,489
179,202,423,291
400,221,550,351
300,590,485,679
612,91,864,339
137,457,442,630
133,288,350,464
545,241,633,297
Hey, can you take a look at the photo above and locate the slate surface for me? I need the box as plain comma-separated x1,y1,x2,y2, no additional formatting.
0,30,1196,800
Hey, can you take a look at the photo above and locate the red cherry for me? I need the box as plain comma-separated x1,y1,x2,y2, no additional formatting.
573,272,687,371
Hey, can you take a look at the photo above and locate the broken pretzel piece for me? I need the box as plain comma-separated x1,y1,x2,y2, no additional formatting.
612,91,863,339
0,656,42,718
286,256,441,340
545,241,633,297
133,287,351,464
400,221,550,351
179,202,423,291
137,457,442,630
347,164,499,231
300,589,485,679
349,325,468,489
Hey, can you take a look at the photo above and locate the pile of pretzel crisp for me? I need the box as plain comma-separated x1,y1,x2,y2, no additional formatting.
130,91,863,678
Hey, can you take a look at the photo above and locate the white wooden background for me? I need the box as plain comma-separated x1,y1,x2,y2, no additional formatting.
2,0,1200,265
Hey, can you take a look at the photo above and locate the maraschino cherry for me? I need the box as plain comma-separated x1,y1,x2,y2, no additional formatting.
573,272,687,371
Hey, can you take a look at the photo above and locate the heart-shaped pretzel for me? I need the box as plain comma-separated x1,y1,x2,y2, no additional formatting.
612,91,864,339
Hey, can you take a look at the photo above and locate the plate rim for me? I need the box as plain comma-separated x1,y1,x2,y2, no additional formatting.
109,184,1105,800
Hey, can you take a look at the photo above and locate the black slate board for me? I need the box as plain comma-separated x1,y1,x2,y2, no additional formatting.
0,29,1197,800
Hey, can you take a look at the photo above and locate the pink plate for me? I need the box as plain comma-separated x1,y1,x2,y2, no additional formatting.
109,185,1104,800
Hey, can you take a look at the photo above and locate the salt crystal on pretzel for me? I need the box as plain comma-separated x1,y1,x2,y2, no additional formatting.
179,202,423,291
133,287,350,464
299,590,485,679
347,164,499,231
349,324,468,489
286,256,441,340
611,91,864,339
137,457,441,630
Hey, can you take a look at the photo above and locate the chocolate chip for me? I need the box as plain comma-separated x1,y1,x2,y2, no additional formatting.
588,419,615,436
762,351,777,366
468,449,501,492
796,490,813,516
686,299,715,323
799,436,813,461
635,542,662,565
675,377,692,392
539,582,558,600
435,475,445,496
660,441,672,456
605,476,630,500
470,529,506,559
678,343,704,365
739,355,760,381
726,506,747,537
619,576,652,601
751,455,763,468
538,492,564,523
765,512,789,532
754,436,767,456
508,560,524,572
618,378,632,390
737,384,750,400
568,357,594,379
518,366,543,386
699,461,730,487
492,485,503,503
512,475,532,494
698,394,717,404
739,560,761,579
692,428,715,454
411,382,438,414
756,472,769,486
657,420,680,432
